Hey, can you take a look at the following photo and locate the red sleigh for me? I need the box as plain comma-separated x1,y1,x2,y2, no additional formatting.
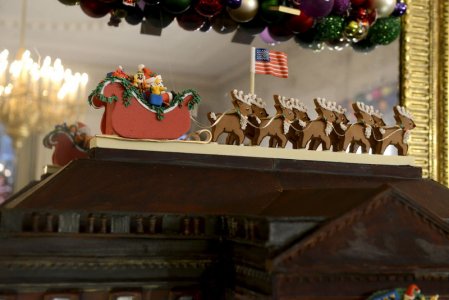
43,124,89,166
89,80,199,139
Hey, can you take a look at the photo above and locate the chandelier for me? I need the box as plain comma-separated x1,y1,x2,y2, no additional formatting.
0,0,89,150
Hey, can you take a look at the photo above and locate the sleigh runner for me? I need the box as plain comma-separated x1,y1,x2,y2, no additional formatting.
88,75,200,140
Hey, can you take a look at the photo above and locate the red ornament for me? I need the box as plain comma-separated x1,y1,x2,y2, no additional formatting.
268,23,293,42
195,0,224,17
285,11,314,33
353,7,376,23
350,0,367,6
80,0,111,18
177,9,206,30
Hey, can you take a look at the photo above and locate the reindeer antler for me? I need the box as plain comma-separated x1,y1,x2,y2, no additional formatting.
251,96,266,108
289,98,308,112
355,101,372,114
333,104,347,114
277,95,293,110
395,105,414,120
314,98,334,111
231,89,252,105
370,106,384,118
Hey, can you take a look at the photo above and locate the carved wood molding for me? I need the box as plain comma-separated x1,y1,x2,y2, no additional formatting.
402,0,449,185
0,259,214,271
272,186,449,267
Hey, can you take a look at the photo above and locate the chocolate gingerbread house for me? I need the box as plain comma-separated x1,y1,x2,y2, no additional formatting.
1,140,449,300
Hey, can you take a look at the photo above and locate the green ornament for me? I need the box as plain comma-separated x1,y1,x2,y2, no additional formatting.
352,38,376,53
58,0,79,5
162,0,192,15
315,15,345,42
368,17,401,45
260,0,284,24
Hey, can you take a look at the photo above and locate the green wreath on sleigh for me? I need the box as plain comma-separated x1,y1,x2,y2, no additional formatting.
88,75,201,121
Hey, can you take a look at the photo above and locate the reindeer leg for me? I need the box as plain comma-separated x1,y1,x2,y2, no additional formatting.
322,136,331,151
234,130,245,145
398,143,408,156
226,133,235,145
254,131,266,146
211,125,224,143
378,141,389,155
360,139,370,153
309,138,321,150
278,135,288,148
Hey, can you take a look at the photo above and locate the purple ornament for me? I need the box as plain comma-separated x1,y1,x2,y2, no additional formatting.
259,27,279,45
299,0,334,18
226,0,241,9
332,0,350,15
392,2,407,17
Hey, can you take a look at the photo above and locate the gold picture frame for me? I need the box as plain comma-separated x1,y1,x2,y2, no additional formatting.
401,0,449,186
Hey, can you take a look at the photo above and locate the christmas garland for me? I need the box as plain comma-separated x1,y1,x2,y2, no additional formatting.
88,75,201,121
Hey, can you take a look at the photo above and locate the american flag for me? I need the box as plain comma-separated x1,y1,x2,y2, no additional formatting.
252,48,288,78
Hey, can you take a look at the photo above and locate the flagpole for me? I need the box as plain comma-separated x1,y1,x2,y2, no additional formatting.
250,47,255,94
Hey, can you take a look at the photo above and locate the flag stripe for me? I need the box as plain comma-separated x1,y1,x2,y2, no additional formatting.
254,48,288,78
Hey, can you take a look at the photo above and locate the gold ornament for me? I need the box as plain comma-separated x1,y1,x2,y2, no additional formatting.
372,0,396,18
227,0,258,23
344,20,369,42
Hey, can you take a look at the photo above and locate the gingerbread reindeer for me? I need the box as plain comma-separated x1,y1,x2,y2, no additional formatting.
207,89,253,145
373,105,415,155
252,95,296,148
299,98,337,150
226,94,269,145
329,104,350,152
340,102,375,153
270,97,310,148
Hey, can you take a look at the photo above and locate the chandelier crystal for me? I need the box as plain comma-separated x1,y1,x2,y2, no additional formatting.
0,48,88,149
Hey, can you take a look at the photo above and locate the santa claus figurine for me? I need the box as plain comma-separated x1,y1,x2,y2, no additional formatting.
403,284,421,300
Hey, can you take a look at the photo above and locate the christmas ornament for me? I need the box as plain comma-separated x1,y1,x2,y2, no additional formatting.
344,20,369,42
80,0,111,18
162,0,191,14
108,8,127,26
199,19,212,31
125,6,144,25
58,0,79,5
315,15,344,41
326,38,348,51
372,0,396,18
259,27,280,45
260,0,284,24
368,16,400,45
285,11,314,34
123,0,137,6
227,0,258,23
299,0,335,18
212,13,239,33
350,0,367,6
195,0,225,17
332,0,350,15
351,38,376,52
353,7,376,24
176,9,206,30
238,16,267,35
392,2,407,17
226,0,242,9
144,0,161,4
145,6,175,28
268,23,293,42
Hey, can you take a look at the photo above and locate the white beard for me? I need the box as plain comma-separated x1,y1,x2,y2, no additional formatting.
325,122,332,136
379,128,386,135
255,116,261,125
240,115,248,130
298,119,307,128
364,125,372,139
340,123,347,131
403,130,410,144
283,120,291,134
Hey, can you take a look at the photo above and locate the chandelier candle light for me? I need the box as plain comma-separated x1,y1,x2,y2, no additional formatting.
0,0,89,150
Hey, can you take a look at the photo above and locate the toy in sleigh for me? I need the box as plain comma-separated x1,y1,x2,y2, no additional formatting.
88,65,201,140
